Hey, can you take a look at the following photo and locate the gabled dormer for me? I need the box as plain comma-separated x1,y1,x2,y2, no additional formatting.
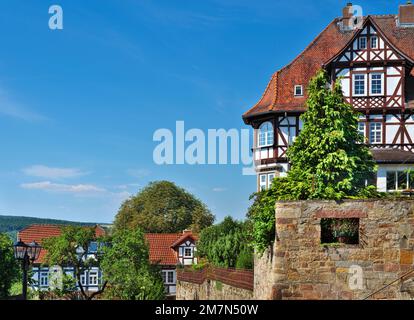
330,20,407,65
325,17,414,110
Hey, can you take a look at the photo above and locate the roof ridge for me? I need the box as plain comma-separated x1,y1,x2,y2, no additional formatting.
272,72,279,107
145,232,181,235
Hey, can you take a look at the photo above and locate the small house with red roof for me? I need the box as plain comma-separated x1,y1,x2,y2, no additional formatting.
145,230,198,296
18,224,106,292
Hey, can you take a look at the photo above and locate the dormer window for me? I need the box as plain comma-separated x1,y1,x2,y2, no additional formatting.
294,85,303,96
370,36,378,49
258,121,274,147
359,37,367,49
184,248,193,258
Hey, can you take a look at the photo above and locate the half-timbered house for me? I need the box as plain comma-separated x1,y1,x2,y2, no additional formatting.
18,224,106,292
145,230,198,297
243,2,414,193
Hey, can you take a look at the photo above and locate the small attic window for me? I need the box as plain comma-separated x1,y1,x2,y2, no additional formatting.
359,36,367,49
370,36,378,49
294,85,303,96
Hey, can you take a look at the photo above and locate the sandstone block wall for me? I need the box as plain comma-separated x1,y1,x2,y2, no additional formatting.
176,279,253,300
255,200,414,300
176,267,253,300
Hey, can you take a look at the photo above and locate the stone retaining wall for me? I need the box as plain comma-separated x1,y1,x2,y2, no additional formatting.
176,267,253,300
255,200,414,300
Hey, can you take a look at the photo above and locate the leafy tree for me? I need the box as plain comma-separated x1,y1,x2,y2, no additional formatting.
197,217,253,269
42,226,106,300
287,70,377,199
100,228,165,300
0,233,20,299
114,181,215,233
248,70,379,253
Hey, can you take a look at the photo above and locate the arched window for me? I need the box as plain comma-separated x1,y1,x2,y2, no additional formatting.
258,121,274,147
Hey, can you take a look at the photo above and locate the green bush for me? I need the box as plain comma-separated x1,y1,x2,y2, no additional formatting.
197,217,253,269
235,249,254,270
0,233,20,299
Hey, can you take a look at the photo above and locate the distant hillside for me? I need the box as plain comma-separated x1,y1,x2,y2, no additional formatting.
0,215,108,241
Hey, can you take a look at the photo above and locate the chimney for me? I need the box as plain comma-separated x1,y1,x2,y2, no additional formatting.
341,3,355,31
399,1,414,25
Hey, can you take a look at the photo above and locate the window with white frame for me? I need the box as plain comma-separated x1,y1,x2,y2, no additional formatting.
258,122,274,147
370,73,383,95
259,174,267,191
294,85,303,96
162,270,175,284
80,273,87,286
184,247,192,258
370,36,378,49
89,271,98,286
168,271,174,284
386,171,414,191
369,122,382,144
353,74,366,96
259,172,276,191
359,36,367,49
268,173,275,187
40,272,49,287
358,122,366,139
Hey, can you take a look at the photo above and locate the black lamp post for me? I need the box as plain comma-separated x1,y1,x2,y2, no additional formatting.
13,239,42,300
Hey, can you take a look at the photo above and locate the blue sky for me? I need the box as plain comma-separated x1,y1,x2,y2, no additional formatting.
0,0,402,223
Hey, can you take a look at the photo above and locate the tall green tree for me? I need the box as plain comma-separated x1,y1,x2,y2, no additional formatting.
0,233,20,299
286,70,377,199
100,228,165,300
42,226,106,300
114,181,215,233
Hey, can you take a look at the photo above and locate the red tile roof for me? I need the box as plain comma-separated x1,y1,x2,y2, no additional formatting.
145,231,197,266
243,15,414,122
170,230,198,248
17,224,106,264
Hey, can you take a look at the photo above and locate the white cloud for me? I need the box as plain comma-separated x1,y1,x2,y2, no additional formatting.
115,183,141,190
21,181,106,194
212,187,227,192
126,169,151,178
0,89,48,122
22,165,88,179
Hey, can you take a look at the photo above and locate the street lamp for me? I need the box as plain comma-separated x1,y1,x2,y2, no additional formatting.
13,239,42,300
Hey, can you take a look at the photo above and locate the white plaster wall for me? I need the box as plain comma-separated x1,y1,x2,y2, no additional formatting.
387,76,401,96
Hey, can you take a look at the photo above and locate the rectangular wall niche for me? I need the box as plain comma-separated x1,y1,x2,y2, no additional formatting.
320,218,360,245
